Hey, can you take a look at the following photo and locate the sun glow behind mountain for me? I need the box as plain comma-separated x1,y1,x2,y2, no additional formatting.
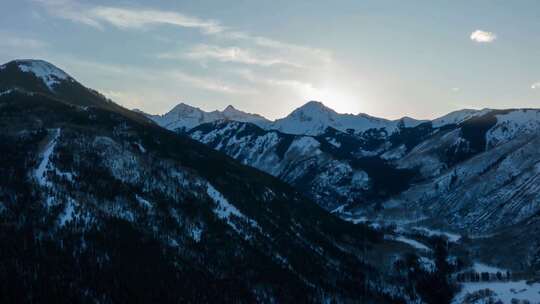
299,83,363,115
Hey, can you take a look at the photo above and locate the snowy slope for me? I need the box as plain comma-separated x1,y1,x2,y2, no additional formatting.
0,74,398,302
486,109,540,148
16,60,71,89
1,59,74,91
432,108,491,128
376,110,540,233
147,100,429,137
271,101,425,136
147,103,270,132
189,120,370,210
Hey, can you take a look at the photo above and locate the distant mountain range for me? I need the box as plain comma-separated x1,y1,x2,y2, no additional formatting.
0,59,406,303
141,103,270,131
3,58,540,303
145,92,540,272
145,98,492,136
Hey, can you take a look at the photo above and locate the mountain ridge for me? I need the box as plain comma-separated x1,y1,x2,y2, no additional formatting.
0,58,423,303
145,99,532,138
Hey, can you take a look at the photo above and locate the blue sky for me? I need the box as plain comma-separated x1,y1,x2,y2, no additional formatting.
1,0,539,119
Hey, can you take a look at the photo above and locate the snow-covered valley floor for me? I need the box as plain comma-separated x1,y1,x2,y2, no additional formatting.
453,280,540,304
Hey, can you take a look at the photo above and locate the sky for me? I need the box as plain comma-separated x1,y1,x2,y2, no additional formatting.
1,0,539,120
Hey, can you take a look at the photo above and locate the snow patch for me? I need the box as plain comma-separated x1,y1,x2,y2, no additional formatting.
206,183,261,236
58,198,76,227
412,227,462,242
453,280,540,304
34,128,61,187
17,60,71,90
471,262,507,274
189,225,203,242
394,236,431,252
487,110,540,148
135,195,152,209
419,256,436,272
432,109,491,128
0,89,13,96
135,142,146,153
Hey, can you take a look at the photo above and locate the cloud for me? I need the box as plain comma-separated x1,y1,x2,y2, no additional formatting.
225,31,333,65
470,30,497,43
34,0,332,67
532,82,540,89
33,0,223,33
233,68,317,94
0,36,47,49
160,44,301,68
169,70,256,94
60,57,255,95
90,7,224,34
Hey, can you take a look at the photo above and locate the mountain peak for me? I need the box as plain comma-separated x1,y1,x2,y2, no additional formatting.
300,100,331,110
170,102,200,113
223,105,237,112
146,102,270,131
292,100,335,116
1,59,72,91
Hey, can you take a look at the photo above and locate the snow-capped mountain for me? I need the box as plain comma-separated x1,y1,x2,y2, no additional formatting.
2,59,426,303
189,121,374,210
146,103,270,132
271,100,425,136
379,109,540,232
187,104,540,276
4,58,540,303
187,106,540,233
431,108,491,128
146,100,428,136
2,59,74,90
0,59,151,124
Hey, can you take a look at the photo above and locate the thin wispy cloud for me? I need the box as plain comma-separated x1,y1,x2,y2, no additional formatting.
233,68,317,95
226,31,333,65
33,0,332,67
169,70,256,94
33,0,222,33
0,36,47,49
470,30,497,43
90,7,224,34
60,57,254,95
160,44,301,68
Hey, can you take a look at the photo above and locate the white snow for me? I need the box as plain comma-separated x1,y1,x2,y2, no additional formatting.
271,101,398,136
453,280,540,304
487,109,540,148
287,136,321,156
135,195,152,209
419,256,436,272
58,198,76,227
135,142,146,153
412,227,462,242
206,183,261,235
471,262,507,274
34,128,61,187
326,137,341,148
189,225,203,242
331,204,347,214
432,108,491,128
381,144,407,160
0,89,13,96
17,60,71,90
148,103,270,131
394,236,431,252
